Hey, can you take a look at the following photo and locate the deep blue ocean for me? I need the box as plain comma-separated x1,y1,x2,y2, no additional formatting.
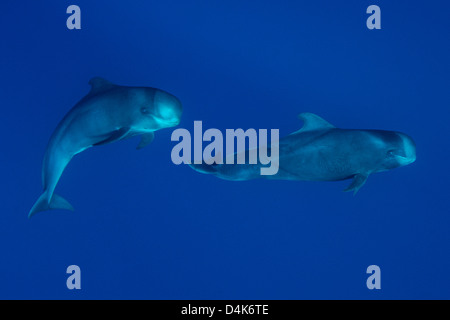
1,0,449,299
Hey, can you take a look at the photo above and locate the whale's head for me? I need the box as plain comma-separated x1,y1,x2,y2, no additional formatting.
374,131,416,171
134,88,182,131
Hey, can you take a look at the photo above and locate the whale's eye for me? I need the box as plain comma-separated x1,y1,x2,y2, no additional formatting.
141,107,150,115
387,150,395,157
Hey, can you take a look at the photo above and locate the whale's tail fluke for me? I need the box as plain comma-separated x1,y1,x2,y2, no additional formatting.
29,191,74,218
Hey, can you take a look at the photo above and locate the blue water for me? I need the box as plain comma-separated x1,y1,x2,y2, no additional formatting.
1,0,449,299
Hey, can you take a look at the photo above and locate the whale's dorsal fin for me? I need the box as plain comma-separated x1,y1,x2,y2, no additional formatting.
295,113,335,133
88,77,116,96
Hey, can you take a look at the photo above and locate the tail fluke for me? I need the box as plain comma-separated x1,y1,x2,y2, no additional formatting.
29,192,74,218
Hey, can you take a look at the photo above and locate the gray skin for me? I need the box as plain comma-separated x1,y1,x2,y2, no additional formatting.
29,77,182,218
190,113,416,193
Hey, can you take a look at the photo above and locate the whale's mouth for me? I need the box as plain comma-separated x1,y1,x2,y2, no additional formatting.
167,119,181,126
160,117,181,127
393,150,416,166
396,154,416,165
395,133,416,166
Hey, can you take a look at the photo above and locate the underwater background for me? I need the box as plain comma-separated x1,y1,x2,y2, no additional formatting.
1,0,449,299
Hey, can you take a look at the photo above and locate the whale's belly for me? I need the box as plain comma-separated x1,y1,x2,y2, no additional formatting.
52,99,129,156
275,131,376,181
276,147,356,181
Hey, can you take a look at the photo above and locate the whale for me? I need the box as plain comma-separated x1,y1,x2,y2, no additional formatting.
189,113,416,193
29,77,182,218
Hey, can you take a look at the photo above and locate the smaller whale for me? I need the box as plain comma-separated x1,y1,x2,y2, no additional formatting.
190,113,416,193
29,77,182,218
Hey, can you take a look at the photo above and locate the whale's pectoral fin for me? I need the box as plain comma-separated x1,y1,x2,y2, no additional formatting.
93,127,130,146
344,173,368,195
29,192,74,218
136,132,155,150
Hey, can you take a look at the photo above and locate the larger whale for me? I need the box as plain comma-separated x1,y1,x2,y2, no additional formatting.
29,77,182,218
190,113,416,193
